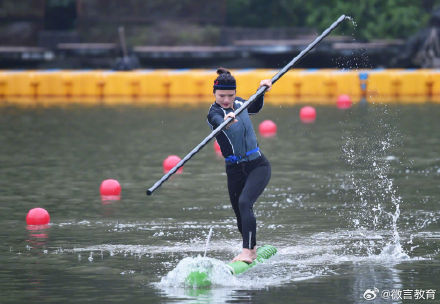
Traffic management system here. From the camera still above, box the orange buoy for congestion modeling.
[163,155,183,173]
[213,140,222,156]
[259,120,277,137]
[337,94,352,109]
[100,179,121,196]
[299,106,316,123]
[26,208,50,225]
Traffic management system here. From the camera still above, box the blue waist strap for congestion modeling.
[225,147,260,163]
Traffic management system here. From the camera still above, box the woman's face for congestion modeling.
[214,90,236,109]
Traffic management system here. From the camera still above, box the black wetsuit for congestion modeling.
[207,95,271,249]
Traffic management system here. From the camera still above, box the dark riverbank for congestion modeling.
[0,37,403,69]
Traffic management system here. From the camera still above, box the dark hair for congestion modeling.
[216,67,231,76]
[213,67,236,92]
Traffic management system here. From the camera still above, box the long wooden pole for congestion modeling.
[147,15,347,196]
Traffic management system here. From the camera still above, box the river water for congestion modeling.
[0,102,439,303]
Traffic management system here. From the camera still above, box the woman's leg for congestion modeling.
[238,162,271,249]
[226,165,246,235]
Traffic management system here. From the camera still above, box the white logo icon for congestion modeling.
[363,288,379,301]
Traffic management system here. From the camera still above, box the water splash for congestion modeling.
[344,15,357,28]
[204,227,213,257]
[158,256,234,288]
[341,106,408,259]
[332,16,373,70]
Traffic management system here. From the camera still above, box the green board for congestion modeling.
[225,244,277,275]
[185,245,277,287]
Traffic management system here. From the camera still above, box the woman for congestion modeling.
[207,68,272,263]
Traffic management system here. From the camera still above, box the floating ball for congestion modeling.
[100,179,121,196]
[259,120,277,137]
[337,94,352,109]
[299,106,316,123]
[163,155,183,173]
[213,140,221,155]
[26,208,50,225]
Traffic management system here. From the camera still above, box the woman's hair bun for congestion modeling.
[216,67,231,75]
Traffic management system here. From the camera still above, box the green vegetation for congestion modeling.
[226,0,440,40]
[1,0,440,44]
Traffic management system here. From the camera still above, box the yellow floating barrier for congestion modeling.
[0,69,439,106]
[428,70,440,102]
[166,69,214,105]
[2,71,36,97]
[33,70,66,98]
[140,69,171,99]
[0,71,8,100]
[330,70,362,98]
[234,69,260,97]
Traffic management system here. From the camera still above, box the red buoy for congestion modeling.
[337,94,352,109]
[213,140,222,156]
[259,120,277,137]
[163,155,183,173]
[299,106,316,123]
[100,179,121,196]
[26,208,50,225]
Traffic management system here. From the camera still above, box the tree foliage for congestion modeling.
[226,0,440,40]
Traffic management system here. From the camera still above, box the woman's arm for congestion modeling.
[248,79,272,114]
[207,107,227,130]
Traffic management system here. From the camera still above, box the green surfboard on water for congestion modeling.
[185,245,277,287]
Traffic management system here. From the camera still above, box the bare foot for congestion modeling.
[232,248,257,263]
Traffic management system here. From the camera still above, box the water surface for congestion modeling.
[0,103,439,303]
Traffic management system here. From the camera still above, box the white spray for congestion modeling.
[203,227,213,257]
